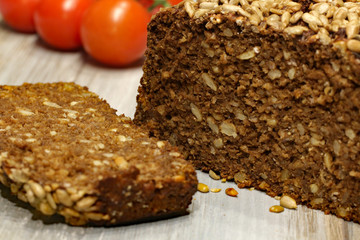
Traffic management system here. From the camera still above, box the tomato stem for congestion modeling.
[148,0,170,11]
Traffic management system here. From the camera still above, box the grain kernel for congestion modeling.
[56,189,73,207]
[43,101,62,108]
[190,103,202,121]
[184,1,195,17]
[46,193,57,210]
[284,26,308,35]
[290,11,303,24]
[213,138,224,148]
[220,121,237,138]
[336,207,348,218]
[61,207,80,218]
[280,195,297,209]
[288,68,296,80]
[114,156,129,169]
[76,196,97,211]
[156,141,165,148]
[202,73,217,91]
[39,201,56,215]
[207,117,219,134]
[238,49,255,60]
[194,9,209,18]
[310,184,319,193]
[266,119,277,127]
[269,205,284,213]
[28,181,46,199]
[197,183,209,193]
[345,129,356,140]
[169,152,181,157]
[85,212,106,221]
[347,39,360,53]
[311,198,324,205]
[225,188,238,197]
[234,172,246,183]
[17,108,35,116]
[210,188,221,193]
[268,69,282,80]
[209,170,220,180]
[173,175,185,182]
[223,28,234,37]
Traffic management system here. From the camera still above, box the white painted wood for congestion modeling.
[0,22,358,240]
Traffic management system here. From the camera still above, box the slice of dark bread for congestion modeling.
[0,82,197,226]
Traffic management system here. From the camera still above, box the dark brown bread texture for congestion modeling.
[0,82,197,226]
[135,0,360,222]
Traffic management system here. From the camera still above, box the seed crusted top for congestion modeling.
[182,0,360,52]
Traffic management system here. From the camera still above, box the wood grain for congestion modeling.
[0,21,358,240]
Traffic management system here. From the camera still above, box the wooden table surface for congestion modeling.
[0,21,359,240]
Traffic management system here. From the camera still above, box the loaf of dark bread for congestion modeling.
[0,82,197,226]
[135,0,360,222]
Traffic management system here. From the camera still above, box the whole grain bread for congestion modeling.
[135,0,360,223]
[0,82,197,226]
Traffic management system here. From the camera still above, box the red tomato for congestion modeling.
[137,0,153,8]
[0,0,41,33]
[81,0,151,66]
[167,0,182,5]
[34,0,95,50]
[150,5,162,15]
